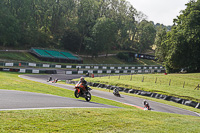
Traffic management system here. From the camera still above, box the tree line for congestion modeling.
[0,0,158,57]
[155,0,200,73]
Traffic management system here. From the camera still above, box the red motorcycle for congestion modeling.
[74,82,92,102]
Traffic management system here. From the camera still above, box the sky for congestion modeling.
[127,0,190,26]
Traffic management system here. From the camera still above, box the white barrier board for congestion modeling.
[5,63,13,66]
[32,70,39,73]
[66,66,72,68]
[98,70,102,73]
[78,71,83,74]
[43,64,50,67]
[29,63,36,67]
[55,65,61,68]
[19,69,26,73]
[66,71,72,74]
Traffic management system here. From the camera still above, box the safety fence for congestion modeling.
[65,69,165,75]
[0,61,165,74]
[0,67,164,75]
[0,61,164,70]
[0,68,57,74]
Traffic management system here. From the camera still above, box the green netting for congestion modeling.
[45,50,67,59]
[60,52,78,60]
[33,49,52,58]
[32,48,81,61]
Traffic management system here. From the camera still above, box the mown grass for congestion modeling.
[0,52,40,62]
[137,58,161,65]
[1,108,200,133]
[1,71,200,132]
[83,56,160,65]
[82,73,200,103]
[83,56,127,64]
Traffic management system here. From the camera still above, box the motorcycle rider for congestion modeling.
[113,88,120,96]
[143,100,150,110]
[47,76,52,82]
[79,77,88,92]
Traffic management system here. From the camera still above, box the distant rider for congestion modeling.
[143,100,150,110]
[48,76,52,82]
[113,88,120,96]
[79,77,88,92]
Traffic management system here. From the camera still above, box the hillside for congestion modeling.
[0,51,161,65]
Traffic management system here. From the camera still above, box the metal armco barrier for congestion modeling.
[0,61,165,74]
[0,68,57,74]
[65,69,165,75]
[0,61,165,71]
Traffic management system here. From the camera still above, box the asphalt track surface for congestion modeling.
[0,89,118,111]
[0,74,119,111]
[1,73,199,117]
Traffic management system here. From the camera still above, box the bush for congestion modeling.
[117,52,136,62]
[60,29,81,52]
[117,52,130,61]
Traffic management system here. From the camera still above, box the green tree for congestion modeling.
[0,0,155,56]
[84,37,97,57]
[136,20,156,52]
[155,28,168,62]
[92,17,118,56]
[0,1,21,46]
[156,0,200,72]
[61,29,81,52]
[77,0,99,52]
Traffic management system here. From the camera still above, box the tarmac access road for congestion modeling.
[17,74,200,117]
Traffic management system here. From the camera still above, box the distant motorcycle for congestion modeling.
[113,88,121,97]
[47,76,53,82]
[143,100,151,110]
[113,92,121,97]
[144,105,151,110]
[47,78,58,83]
[74,82,92,102]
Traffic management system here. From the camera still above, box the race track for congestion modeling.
[0,89,118,111]
[18,74,200,117]
[0,73,199,117]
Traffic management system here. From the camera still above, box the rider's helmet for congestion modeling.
[80,77,84,82]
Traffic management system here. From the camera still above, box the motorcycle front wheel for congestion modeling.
[85,92,91,102]
[74,90,80,98]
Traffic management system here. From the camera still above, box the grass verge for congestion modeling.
[0,52,39,62]
[82,73,200,103]
[1,108,200,133]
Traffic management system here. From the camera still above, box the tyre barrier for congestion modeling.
[65,80,200,109]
